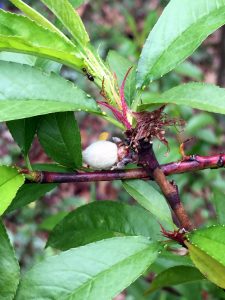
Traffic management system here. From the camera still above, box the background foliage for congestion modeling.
[0,0,225,299]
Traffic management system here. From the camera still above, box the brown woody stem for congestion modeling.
[21,153,225,184]
[21,152,225,230]
[137,141,193,230]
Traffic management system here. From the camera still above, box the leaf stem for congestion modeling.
[24,154,33,171]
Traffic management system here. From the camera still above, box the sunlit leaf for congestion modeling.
[0,61,100,122]
[41,0,89,45]
[0,9,82,69]
[186,225,225,289]
[137,0,225,87]
[16,237,161,300]
[123,180,174,227]
[140,83,225,114]
[0,166,25,215]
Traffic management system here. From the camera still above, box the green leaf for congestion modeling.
[0,166,25,215]
[107,50,136,106]
[16,237,161,300]
[47,201,161,250]
[5,183,56,214]
[152,250,193,273]
[145,266,204,294]
[69,0,84,8]
[7,117,38,155]
[0,51,36,65]
[186,242,225,289]
[0,9,83,69]
[0,61,100,122]
[0,52,61,74]
[212,190,225,224]
[38,112,82,168]
[137,0,225,87]
[122,180,174,227]
[9,0,68,39]
[39,212,69,231]
[41,0,89,45]
[5,53,61,157]
[186,225,225,289]
[186,113,215,135]
[140,83,225,114]
[175,61,203,81]
[34,57,62,74]
[187,225,225,267]
[32,163,73,172]
[196,128,218,145]
[142,10,158,41]
[0,220,20,300]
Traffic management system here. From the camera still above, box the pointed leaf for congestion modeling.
[122,180,174,227]
[69,0,84,8]
[32,163,73,172]
[34,57,62,74]
[145,266,204,294]
[140,83,225,114]
[187,225,225,266]
[47,201,161,250]
[137,0,225,87]
[38,112,82,168]
[16,237,161,300]
[41,0,89,45]
[7,117,39,155]
[0,9,82,69]
[0,35,82,70]
[0,61,100,122]
[10,0,69,39]
[175,61,203,81]
[0,166,25,215]
[107,51,136,106]
[5,183,56,213]
[185,242,225,289]
[0,52,61,74]
[186,225,225,289]
[0,220,20,300]
[5,52,61,156]
[0,51,36,65]
[39,212,69,231]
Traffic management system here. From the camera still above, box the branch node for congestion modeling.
[217,155,225,168]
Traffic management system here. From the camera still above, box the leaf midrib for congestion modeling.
[145,5,225,80]
[56,115,76,166]
[0,172,19,188]
[66,241,157,300]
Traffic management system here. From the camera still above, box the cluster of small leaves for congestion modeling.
[0,0,225,299]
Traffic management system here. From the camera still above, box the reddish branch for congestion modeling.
[21,152,224,231]
[137,141,193,230]
[22,153,225,183]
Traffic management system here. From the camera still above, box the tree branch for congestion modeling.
[137,142,193,230]
[21,153,225,183]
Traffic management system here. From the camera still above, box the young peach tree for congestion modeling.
[0,0,225,298]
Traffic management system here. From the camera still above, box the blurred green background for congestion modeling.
[1,0,225,299]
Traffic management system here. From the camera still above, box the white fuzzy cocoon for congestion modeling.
[82,141,118,169]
